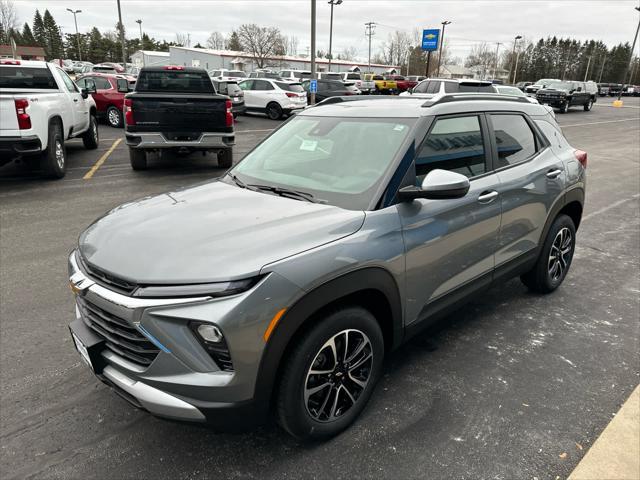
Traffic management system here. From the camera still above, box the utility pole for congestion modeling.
[618,6,640,101]
[116,0,127,66]
[583,55,592,81]
[509,35,522,84]
[66,9,82,61]
[365,22,376,73]
[407,47,411,76]
[310,0,316,105]
[598,56,607,83]
[136,19,143,41]
[436,20,451,77]
[492,42,502,80]
[327,0,342,71]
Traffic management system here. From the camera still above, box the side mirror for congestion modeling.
[117,83,129,93]
[399,169,470,201]
[84,79,97,94]
[81,88,89,99]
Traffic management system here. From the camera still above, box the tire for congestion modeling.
[40,121,66,179]
[217,148,233,169]
[584,98,593,111]
[521,214,576,294]
[560,100,570,113]
[82,115,99,150]
[266,102,283,120]
[276,306,384,441]
[129,147,148,170]
[106,106,123,128]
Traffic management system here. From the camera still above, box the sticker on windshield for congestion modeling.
[299,139,318,151]
[393,124,406,132]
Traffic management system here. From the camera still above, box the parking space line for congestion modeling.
[562,118,640,128]
[583,194,640,222]
[83,139,122,180]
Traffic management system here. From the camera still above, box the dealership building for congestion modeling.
[163,46,399,74]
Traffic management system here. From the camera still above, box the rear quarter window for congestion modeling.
[0,66,57,89]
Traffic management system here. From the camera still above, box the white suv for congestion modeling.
[0,59,98,178]
[400,78,496,99]
[209,69,247,80]
[237,78,307,120]
[278,69,312,81]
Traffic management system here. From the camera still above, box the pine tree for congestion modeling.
[226,31,241,51]
[0,22,5,44]
[22,23,36,45]
[42,10,63,60]
[33,10,46,47]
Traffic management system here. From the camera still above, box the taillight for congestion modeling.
[124,98,135,125]
[574,149,587,168]
[1,59,20,65]
[285,92,297,98]
[163,65,184,70]
[225,99,233,127]
[14,99,31,129]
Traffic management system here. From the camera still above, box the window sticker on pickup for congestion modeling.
[299,139,318,151]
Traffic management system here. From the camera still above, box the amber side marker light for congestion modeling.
[264,308,287,342]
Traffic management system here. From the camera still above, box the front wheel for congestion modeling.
[276,307,384,440]
[266,102,283,120]
[82,115,99,150]
[521,214,576,293]
[129,147,148,170]
[584,99,593,111]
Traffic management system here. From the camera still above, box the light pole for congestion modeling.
[66,8,82,61]
[509,35,522,84]
[136,19,143,42]
[327,0,342,71]
[617,6,640,102]
[116,0,127,66]
[365,22,376,73]
[436,20,451,77]
[492,42,502,80]
[310,0,316,105]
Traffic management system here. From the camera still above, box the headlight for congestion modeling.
[132,277,261,298]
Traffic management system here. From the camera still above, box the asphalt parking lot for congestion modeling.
[1,98,639,479]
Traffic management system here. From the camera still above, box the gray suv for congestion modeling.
[68,94,586,440]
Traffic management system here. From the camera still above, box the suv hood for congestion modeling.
[79,181,365,284]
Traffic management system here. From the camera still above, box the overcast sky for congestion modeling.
[13,0,640,61]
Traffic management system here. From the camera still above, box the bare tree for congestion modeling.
[465,42,494,78]
[175,32,190,47]
[206,31,225,50]
[0,0,18,36]
[380,30,411,68]
[237,23,283,68]
[339,45,359,61]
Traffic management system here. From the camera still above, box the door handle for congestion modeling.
[73,98,79,102]
[546,168,563,179]
[478,190,499,203]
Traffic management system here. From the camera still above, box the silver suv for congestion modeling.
[68,94,586,440]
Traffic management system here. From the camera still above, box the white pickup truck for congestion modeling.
[0,59,99,178]
[339,72,375,94]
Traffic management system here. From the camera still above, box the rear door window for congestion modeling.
[413,80,429,93]
[416,115,488,181]
[489,114,538,167]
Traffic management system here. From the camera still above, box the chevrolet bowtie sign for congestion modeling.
[422,29,440,51]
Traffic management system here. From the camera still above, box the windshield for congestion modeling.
[230,116,415,210]
[346,73,360,80]
[545,82,572,90]
[497,86,524,96]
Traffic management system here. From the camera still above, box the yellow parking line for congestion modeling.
[83,138,122,180]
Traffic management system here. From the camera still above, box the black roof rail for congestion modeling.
[422,93,532,107]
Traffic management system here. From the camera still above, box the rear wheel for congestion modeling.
[521,214,576,293]
[266,102,283,120]
[82,115,99,150]
[217,148,233,168]
[129,147,148,170]
[277,306,384,440]
[41,122,66,179]
[584,98,593,111]
[106,106,123,128]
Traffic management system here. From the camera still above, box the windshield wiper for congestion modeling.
[249,184,325,204]
[228,173,255,191]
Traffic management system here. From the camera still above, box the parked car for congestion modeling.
[536,80,596,113]
[279,69,312,80]
[495,85,538,103]
[343,82,361,95]
[248,71,281,79]
[607,83,623,97]
[209,69,246,80]
[400,78,496,98]
[525,78,561,96]
[364,74,397,94]
[515,81,533,91]
[386,75,417,92]
[301,78,355,102]
[68,93,586,440]
[124,65,234,170]
[0,59,98,177]
[317,72,344,81]
[92,63,126,74]
[597,83,610,96]
[406,75,426,83]
[76,73,136,128]
[212,79,246,117]
[237,78,307,120]
[339,71,375,94]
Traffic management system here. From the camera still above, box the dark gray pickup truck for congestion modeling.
[124,66,234,170]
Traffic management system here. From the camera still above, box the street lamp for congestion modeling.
[327,0,343,71]
[66,8,82,61]
[510,35,522,84]
[616,6,640,103]
[136,19,143,41]
[436,20,451,77]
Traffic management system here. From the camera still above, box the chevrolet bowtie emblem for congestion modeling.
[69,273,94,295]
[425,34,436,39]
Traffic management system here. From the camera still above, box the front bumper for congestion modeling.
[67,251,302,427]
[0,135,42,161]
[125,132,235,149]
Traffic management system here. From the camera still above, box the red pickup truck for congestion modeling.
[385,75,419,93]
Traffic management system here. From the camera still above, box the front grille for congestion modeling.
[78,297,160,368]
[78,254,137,295]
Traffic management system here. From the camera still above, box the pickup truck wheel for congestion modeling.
[584,99,593,111]
[41,122,66,179]
[276,306,384,441]
[129,148,148,170]
[82,115,99,150]
[560,100,570,113]
[217,148,233,168]
[106,106,123,128]
[521,214,576,293]
[266,102,283,120]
